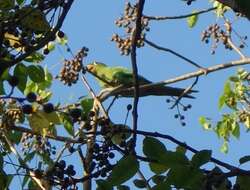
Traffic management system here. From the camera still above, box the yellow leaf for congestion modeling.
[28,110,58,136]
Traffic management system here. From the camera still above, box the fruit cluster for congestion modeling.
[45,160,78,189]
[58,47,88,86]
[201,22,247,54]
[21,133,56,156]
[111,2,149,55]
[90,142,114,178]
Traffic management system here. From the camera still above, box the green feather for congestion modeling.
[86,61,197,98]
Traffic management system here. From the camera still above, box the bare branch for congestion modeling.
[144,39,206,70]
[144,7,216,20]
[130,0,146,148]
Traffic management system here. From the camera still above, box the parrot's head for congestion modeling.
[86,61,107,73]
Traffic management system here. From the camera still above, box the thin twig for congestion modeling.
[144,7,216,20]
[81,75,108,119]
[227,37,246,59]
[144,39,206,70]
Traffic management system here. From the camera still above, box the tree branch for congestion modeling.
[130,0,145,148]
[144,7,216,20]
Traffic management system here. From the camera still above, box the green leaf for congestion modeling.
[218,94,226,109]
[229,76,239,82]
[24,81,38,95]
[25,52,45,63]
[143,137,167,159]
[27,65,45,83]
[0,81,5,95]
[24,151,36,163]
[16,0,25,5]
[19,6,50,32]
[81,98,94,117]
[0,170,8,189]
[149,162,169,174]
[236,176,250,190]
[47,42,55,51]
[0,0,14,10]
[6,175,13,189]
[191,150,211,168]
[117,185,130,190]
[56,33,68,45]
[133,179,147,188]
[239,155,250,165]
[176,145,186,155]
[159,151,189,169]
[151,175,165,185]
[60,113,74,136]
[220,141,228,153]
[187,11,198,28]
[152,182,171,190]
[22,175,30,188]
[28,110,57,137]
[199,116,211,130]
[108,155,139,186]
[167,166,203,189]
[96,180,113,190]
[6,130,22,145]
[224,81,232,95]
[14,63,28,92]
[232,121,240,139]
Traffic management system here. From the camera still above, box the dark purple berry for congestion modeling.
[26,92,37,103]
[43,48,49,55]
[43,103,54,113]
[69,108,82,119]
[57,30,65,38]
[22,104,33,114]
[127,104,132,111]
[108,152,115,159]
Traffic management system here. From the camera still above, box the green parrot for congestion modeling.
[216,0,250,20]
[86,61,197,98]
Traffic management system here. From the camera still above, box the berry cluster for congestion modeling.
[21,133,56,156]
[58,47,88,86]
[90,142,114,178]
[1,99,24,126]
[111,2,149,55]
[201,22,247,54]
[166,99,192,126]
[46,160,77,189]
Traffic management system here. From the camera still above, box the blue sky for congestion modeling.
[9,0,250,188]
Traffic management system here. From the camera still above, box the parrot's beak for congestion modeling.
[86,64,94,72]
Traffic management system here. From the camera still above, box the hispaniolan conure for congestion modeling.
[216,0,250,20]
[86,61,197,98]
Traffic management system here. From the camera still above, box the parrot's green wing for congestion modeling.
[86,61,197,98]
[86,62,150,88]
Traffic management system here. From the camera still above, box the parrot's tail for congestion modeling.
[113,85,198,98]
[158,86,198,99]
